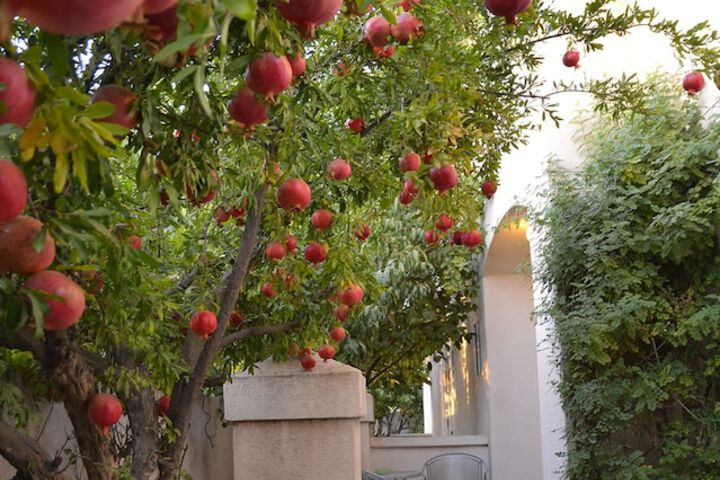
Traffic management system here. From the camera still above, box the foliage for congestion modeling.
[537,81,720,479]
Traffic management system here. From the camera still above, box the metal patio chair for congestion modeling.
[362,471,387,480]
[422,453,488,480]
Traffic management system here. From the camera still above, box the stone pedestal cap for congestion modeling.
[224,356,367,422]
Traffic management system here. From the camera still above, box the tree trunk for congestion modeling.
[126,387,160,479]
[0,420,68,479]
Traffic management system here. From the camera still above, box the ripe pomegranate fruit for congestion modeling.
[398,0,420,11]
[301,353,317,370]
[245,53,293,99]
[275,0,342,38]
[318,344,336,361]
[452,230,465,246]
[190,310,217,340]
[683,72,705,95]
[424,229,440,245]
[399,152,421,172]
[341,284,363,306]
[277,178,312,211]
[334,61,349,77]
[266,241,286,261]
[17,0,143,35]
[0,59,36,128]
[330,326,346,342]
[435,214,453,232]
[373,45,396,59]
[398,190,414,205]
[143,0,177,14]
[390,13,423,45]
[91,86,138,129]
[403,179,419,195]
[304,242,327,264]
[128,235,142,250]
[25,271,86,330]
[462,230,483,248]
[289,54,307,77]
[229,206,245,219]
[429,164,458,193]
[155,395,171,417]
[346,118,365,134]
[145,5,180,46]
[261,282,276,298]
[230,310,245,327]
[0,216,56,275]
[88,393,123,435]
[0,159,27,222]
[481,180,497,199]
[484,0,532,24]
[215,208,230,225]
[562,50,580,68]
[354,224,371,241]
[364,15,391,48]
[186,170,220,205]
[334,304,350,321]
[228,88,269,130]
[328,158,352,180]
[285,234,298,253]
[311,209,334,230]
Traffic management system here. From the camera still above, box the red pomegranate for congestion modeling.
[424,229,440,245]
[429,164,458,193]
[390,13,423,45]
[341,284,363,306]
[230,310,245,327]
[17,0,143,35]
[334,61,349,77]
[435,214,453,232]
[245,53,293,99]
[0,216,56,275]
[563,50,580,68]
[354,224,371,241]
[277,178,312,211]
[318,344,336,361]
[398,190,414,205]
[0,59,36,128]
[143,0,177,14]
[25,271,86,330]
[275,0,342,38]
[229,206,245,219]
[373,45,396,59]
[228,88,269,129]
[398,0,420,11]
[155,395,171,417]
[261,282,276,298]
[345,118,365,134]
[145,4,179,45]
[334,304,350,321]
[364,15,391,48]
[452,230,465,246]
[328,158,352,180]
[399,152,421,172]
[190,310,217,340]
[311,209,334,230]
[88,393,123,435]
[301,353,317,370]
[0,159,28,222]
[423,147,434,164]
[289,54,307,77]
[683,72,705,95]
[481,180,497,199]
[128,235,142,250]
[304,242,328,264]
[186,170,220,205]
[91,85,138,129]
[215,208,230,225]
[285,234,298,253]
[330,326,346,342]
[484,0,532,24]
[462,230,483,248]
[266,241,286,261]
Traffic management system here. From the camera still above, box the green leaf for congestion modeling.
[39,32,69,78]
[83,101,116,120]
[153,33,213,62]
[54,154,69,193]
[223,0,257,21]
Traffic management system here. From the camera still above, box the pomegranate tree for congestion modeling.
[0,159,28,222]
[88,393,123,435]
[0,59,36,128]
[24,271,86,330]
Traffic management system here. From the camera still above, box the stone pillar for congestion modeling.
[224,356,367,480]
[360,393,375,470]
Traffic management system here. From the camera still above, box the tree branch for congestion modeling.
[220,321,298,349]
[0,419,68,480]
[0,330,47,366]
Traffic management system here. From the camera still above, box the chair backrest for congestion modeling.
[422,453,488,480]
[362,471,386,480]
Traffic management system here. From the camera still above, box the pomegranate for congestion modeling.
[289,53,307,77]
[277,178,312,211]
[399,152,421,172]
[0,59,36,128]
[354,224,371,241]
[230,310,245,327]
[189,310,217,340]
[390,13,423,45]
[128,235,142,250]
[481,180,497,199]
[330,326,346,342]
[160,190,170,206]
[484,0,532,24]
[452,230,465,246]
[423,148,433,164]
[155,395,171,417]
[429,164,458,193]
[88,393,123,435]
[229,206,245,219]
[563,50,580,68]
[341,284,363,306]
[215,208,230,225]
[424,229,440,245]
[261,282,276,298]
[398,0,419,11]
[328,158,352,180]
[311,209,334,230]
[245,53,293,99]
[364,15,391,48]
[334,304,350,321]
[17,0,143,35]
[91,85,138,129]
[345,0,371,16]
[186,170,220,205]
[0,216,56,275]
[266,241,286,261]
[301,353,317,370]
[228,88,269,129]
[285,234,298,253]
[435,214,453,232]
[25,271,86,331]
[683,72,705,95]
[0,159,27,222]
[373,45,396,58]
[334,61,349,77]
[462,230,483,248]
[403,179,419,195]
[398,190,414,205]
[143,0,177,14]
[346,118,365,134]
[145,5,180,46]
[304,242,327,264]
[318,344,336,361]
[275,0,342,38]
